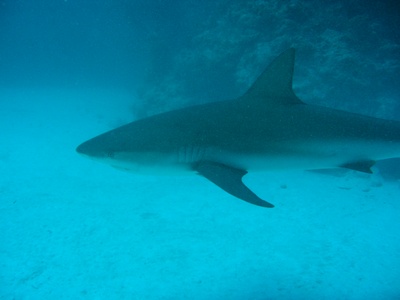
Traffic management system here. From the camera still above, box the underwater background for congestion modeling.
[1,0,400,299]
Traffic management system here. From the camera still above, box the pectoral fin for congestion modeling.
[194,161,274,208]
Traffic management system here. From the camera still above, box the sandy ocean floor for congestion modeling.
[1,89,400,299]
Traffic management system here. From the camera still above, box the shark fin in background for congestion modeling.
[340,160,375,174]
[194,161,274,208]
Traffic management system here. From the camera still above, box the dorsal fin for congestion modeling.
[241,48,303,105]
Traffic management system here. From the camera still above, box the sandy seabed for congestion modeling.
[1,89,399,300]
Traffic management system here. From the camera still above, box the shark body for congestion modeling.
[77,49,400,207]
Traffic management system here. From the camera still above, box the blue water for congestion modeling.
[1,1,400,299]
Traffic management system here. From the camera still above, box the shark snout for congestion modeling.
[76,140,104,158]
[76,141,92,156]
[76,137,117,160]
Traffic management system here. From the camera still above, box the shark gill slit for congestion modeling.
[177,145,206,164]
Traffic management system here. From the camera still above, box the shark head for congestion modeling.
[76,117,194,174]
[76,133,113,159]
[76,127,133,170]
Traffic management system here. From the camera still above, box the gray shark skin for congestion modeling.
[77,49,400,208]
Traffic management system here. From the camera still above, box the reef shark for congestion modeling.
[76,49,400,208]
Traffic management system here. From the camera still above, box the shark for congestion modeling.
[76,48,400,208]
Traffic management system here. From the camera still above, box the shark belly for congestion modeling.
[91,137,400,176]
[212,138,400,172]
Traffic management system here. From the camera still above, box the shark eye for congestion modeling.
[106,151,114,158]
